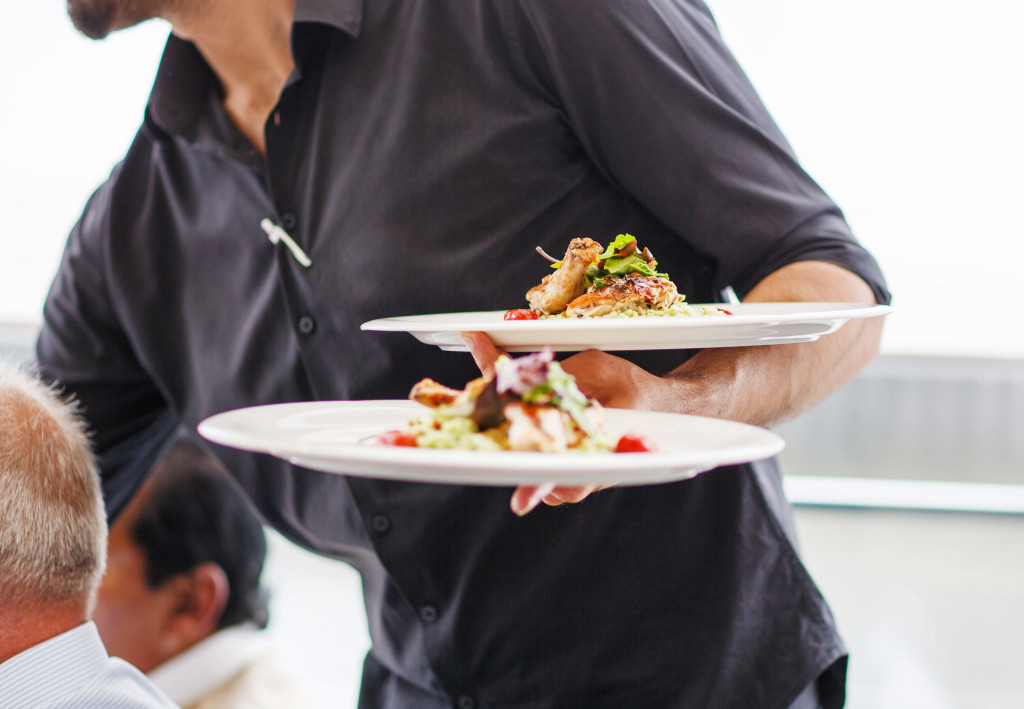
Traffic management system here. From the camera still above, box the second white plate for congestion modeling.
[360,302,891,352]
[198,400,785,487]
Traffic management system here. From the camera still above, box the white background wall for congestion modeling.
[3,2,1024,357]
[0,6,164,323]
[710,0,1024,358]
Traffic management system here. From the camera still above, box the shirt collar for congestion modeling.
[147,624,271,706]
[0,622,108,707]
[294,0,364,32]
[146,0,364,138]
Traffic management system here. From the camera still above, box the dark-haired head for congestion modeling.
[131,437,269,630]
[93,434,271,673]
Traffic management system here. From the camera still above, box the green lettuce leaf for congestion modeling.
[584,234,668,288]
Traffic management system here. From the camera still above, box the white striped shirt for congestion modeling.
[0,621,178,708]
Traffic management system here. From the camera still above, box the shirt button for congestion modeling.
[297,315,316,335]
[371,513,391,533]
[419,605,438,623]
[456,696,475,709]
[281,211,298,230]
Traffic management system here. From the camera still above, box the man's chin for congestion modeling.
[68,0,116,39]
[67,0,149,40]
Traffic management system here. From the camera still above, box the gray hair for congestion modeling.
[0,363,107,613]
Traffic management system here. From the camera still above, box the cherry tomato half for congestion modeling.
[614,433,657,453]
[377,430,418,447]
[504,309,539,320]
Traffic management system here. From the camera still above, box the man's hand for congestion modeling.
[463,260,885,516]
[462,331,616,515]
[460,331,704,515]
[462,331,669,410]
[507,482,606,517]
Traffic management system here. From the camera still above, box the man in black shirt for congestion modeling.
[44,0,890,707]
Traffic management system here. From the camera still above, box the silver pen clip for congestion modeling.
[260,218,312,268]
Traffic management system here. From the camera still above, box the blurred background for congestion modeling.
[1,1,1021,707]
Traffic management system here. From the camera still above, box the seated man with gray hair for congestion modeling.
[0,363,176,708]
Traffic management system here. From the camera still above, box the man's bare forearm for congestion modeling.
[657,261,884,427]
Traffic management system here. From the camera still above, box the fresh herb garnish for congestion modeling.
[584,234,668,289]
[494,350,598,434]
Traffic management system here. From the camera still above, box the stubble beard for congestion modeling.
[67,0,169,40]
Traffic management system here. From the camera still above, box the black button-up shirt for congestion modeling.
[38,1,889,707]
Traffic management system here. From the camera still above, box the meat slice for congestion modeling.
[410,376,492,418]
[504,401,570,452]
[526,238,604,315]
[565,274,679,318]
[409,378,464,407]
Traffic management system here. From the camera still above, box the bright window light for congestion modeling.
[2,2,1022,359]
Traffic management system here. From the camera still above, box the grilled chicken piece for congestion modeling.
[526,238,604,315]
[409,378,463,407]
[504,401,570,452]
[410,376,493,418]
[565,274,679,318]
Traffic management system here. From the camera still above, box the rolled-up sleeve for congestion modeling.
[505,0,890,303]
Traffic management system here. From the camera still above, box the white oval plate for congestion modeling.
[198,400,784,486]
[360,302,891,352]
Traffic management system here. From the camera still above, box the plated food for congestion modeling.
[361,234,892,353]
[375,349,655,453]
[509,234,730,320]
[198,399,786,486]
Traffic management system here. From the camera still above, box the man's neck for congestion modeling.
[170,0,298,154]
[0,603,87,664]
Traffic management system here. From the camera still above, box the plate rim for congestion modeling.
[360,302,891,352]
[360,302,892,332]
[198,400,785,486]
